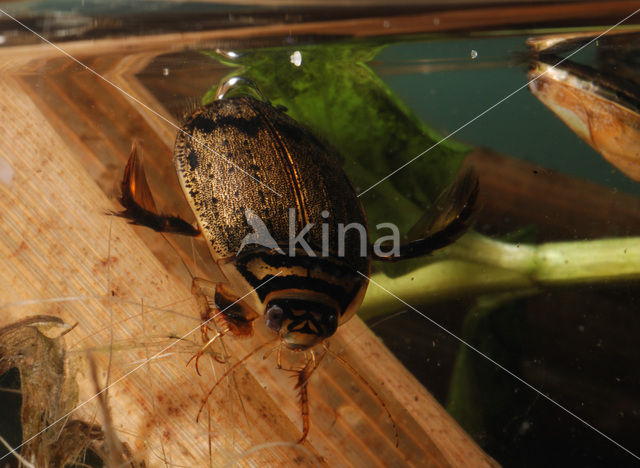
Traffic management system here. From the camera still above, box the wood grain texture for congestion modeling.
[0,35,496,467]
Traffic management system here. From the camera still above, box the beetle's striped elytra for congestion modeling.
[118,94,478,443]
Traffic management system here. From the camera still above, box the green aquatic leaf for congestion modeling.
[202,43,472,245]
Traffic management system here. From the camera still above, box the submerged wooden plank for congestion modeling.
[0,73,326,467]
[0,39,497,467]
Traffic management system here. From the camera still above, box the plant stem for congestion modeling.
[359,233,640,320]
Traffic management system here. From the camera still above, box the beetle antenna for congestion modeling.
[323,343,399,448]
[196,337,277,422]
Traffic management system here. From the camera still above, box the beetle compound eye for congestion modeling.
[323,312,338,337]
[265,304,285,332]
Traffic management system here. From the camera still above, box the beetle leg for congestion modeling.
[372,167,479,262]
[116,142,200,236]
[262,341,283,366]
[192,278,259,340]
[191,278,218,340]
[187,331,223,375]
[213,282,260,337]
[295,355,314,444]
[294,349,327,444]
[188,278,225,372]
[276,343,282,369]
[189,275,260,372]
[297,382,310,444]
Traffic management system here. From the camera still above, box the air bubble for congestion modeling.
[215,48,240,59]
[290,51,302,67]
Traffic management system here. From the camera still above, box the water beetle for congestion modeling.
[118,95,477,443]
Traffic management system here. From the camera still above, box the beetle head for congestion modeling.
[264,298,338,350]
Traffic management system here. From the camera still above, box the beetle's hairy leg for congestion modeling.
[189,278,252,442]
[297,378,310,444]
[187,331,223,376]
[309,350,316,369]
[294,355,313,444]
[191,277,217,332]
[262,341,282,367]
[293,349,327,444]
[276,343,283,369]
[189,278,228,373]
[190,278,262,372]
[373,167,479,262]
[212,283,260,338]
[115,141,200,236]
